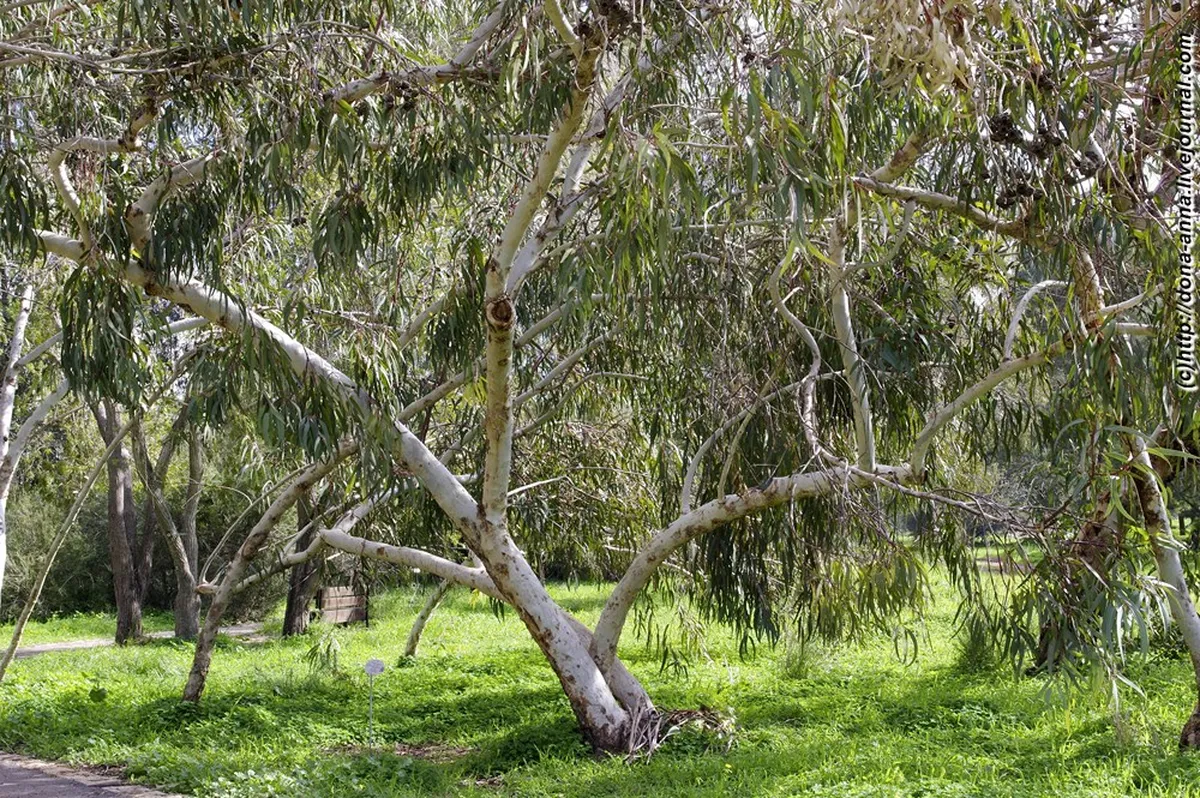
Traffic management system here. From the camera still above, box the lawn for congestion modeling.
[0,609,174,645]
[1,578,1199,797]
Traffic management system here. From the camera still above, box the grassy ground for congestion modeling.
[1,580,1199,797]
[0,610,174,645]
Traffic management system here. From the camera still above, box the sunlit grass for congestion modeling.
[1,578,1199,796]
[0,609,174,645]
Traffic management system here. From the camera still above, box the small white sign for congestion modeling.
[364,658,385,676]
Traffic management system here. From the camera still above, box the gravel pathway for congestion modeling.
[0,754,183,797]
[13,623,265,658]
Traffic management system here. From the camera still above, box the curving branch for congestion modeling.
[46,101,158,251]
[321,527,501,599]
[506,35,685,296]
[911,340,1068,479]
[1004,280,1067,360]
[18,316,208,370]
[592,461,914,669]
[126,152,221,255]
[543,0,582,58]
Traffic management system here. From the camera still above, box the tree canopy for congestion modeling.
[3,0,1200,751]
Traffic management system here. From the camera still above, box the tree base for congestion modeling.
[1181,705,1200,751]
[595,706,734,759]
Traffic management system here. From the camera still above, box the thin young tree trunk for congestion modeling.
[0,282,37,609]
[176,428,203,639]
[0,380,68,613]
[283,491,320,637]
[403,579,452,657]
[131,411,202,640]
[183,442,357,702]
[1128,436,1200,749]
[92,401,143,644]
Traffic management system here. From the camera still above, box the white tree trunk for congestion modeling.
[0,282,36,608]
[1128,438,1200,747]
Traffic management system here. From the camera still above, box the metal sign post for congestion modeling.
[364,658,385,747]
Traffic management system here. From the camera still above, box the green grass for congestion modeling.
[1,580,1199,797]
[0,609,174,645]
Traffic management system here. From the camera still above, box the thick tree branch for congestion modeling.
[592,461,913,668]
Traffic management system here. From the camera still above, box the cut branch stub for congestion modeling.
[485,295,515,331]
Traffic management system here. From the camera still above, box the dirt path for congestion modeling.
[13,623,266,659]
[0,753,183,796]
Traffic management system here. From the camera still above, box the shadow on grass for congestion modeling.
[7,628,1200,797]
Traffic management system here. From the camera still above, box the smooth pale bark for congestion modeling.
[322,522,655,714]
[475,32,632,748]
[0,380,68,609]
[177,428,203,639]
[593,463,911,670]
[680,381,804,514]
[828,218,875,471]
[850,175,1028,238]
[0,282,36,608]
[1003,280,1067,360]
[183,441,359,701]
[1128,435,1200,748]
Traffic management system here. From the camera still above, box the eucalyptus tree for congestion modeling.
[4,0,1199,751]
[0,266,68,611]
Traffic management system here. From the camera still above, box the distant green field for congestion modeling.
[2,578,1199,797]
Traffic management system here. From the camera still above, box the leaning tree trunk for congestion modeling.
[183,445,358,702]
[93,401,143,644]
[1128,436,1200,749]
[404,579,453,657]
[283,491,321,637]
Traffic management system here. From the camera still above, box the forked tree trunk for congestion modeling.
[283,492,320,636]
[471,525,632,750]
